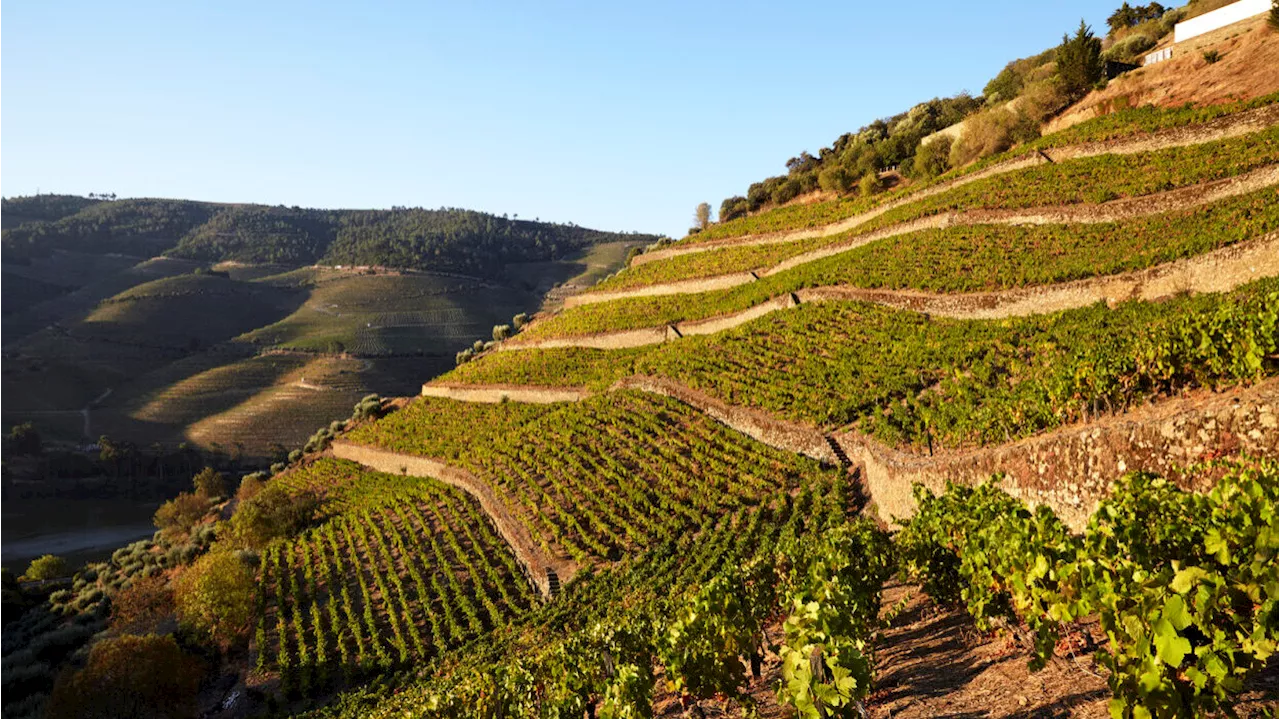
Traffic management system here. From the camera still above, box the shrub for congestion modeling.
[110,575,175,635]
[228,482,319,549]
[718,196,749,223]
[858,171,886,197]
[173,551,257,646]
[236,474,266,503]
[45,634,204,719]
[456,348,474,365]
[269,462,286,474]
[949,107,1040,167]
[153,492,210,537]
[6,422,42,456]
[191,467,226,500]
[817,165,856,194]
[1202,49,1221,63]
[24,555,70,581]
[50,589,73,605]
[472,339,485,353]
[911,136,953,179]
[1102,33,1155,61]
[512,313,529,330]
[287,449,303,464]
[492,324,512,341]
[770,178,804,205]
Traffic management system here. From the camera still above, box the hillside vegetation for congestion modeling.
[4,7,1277,719]
[2,199,659,278]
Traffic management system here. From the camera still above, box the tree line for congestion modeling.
[0,199,660,279]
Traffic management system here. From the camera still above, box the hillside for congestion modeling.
[0,194,656,460]
[3,7,1277,719]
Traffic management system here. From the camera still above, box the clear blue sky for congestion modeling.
[3,1,1122,238]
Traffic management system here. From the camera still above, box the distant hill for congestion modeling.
[1,197,661,278]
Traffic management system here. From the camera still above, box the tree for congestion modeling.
[173,550,257,646]
[693,202,711,230]
[154,492,210,537]
[227,481,318,549]
[23,554,70,581]
[1057,20,1103,100]
[718,196,749,223]
[911,136,953,179]
[45,634,205,719]
[192,467,226,499]
[6,422,42,456]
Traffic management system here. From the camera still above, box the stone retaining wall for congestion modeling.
[572,166,1277,307]
[330,440,578,597]
[835,379,1280,531]
[613,376,837,464]
[421,383,591,403]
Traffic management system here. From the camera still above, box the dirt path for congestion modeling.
[328,440,577,598]
[505,233,1278,351]
[568,165,1278,308]
[631,105,1278,269]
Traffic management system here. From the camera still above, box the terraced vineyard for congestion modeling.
[342,396,553,461]
[260,459,538,692]
[456,391,838,563]
[684,96,1277,244]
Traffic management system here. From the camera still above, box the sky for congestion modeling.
[2,1,1124,238]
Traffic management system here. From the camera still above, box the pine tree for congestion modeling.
[1057,20,1103,100]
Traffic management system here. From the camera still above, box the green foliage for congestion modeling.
[659,563,774,706]
[0,194,102,227]
[1202,49,1221,64]
[689,113,1277,243]
[343,396,552,460]
[1057,20,1104,100]
[227,480,320,549]
[898,460,1279,718]
[174,549,258,646]
[192,467,227,499]
[777,521,895,718]
[1107,2,1167,33]
[23,555,70,581]
[2,199,658,276]
[565,186,1276,324]
[719,195,750,223]
[909,136,952,179]
[153,492,211,537]
[5,422,42,456]
[857,171,886,197]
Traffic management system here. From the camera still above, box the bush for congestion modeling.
[1202,49,1221,63]
[949,107,1040,167]
[718,196,749,222]
[49,589,73,605]
[1102,33,1155,61]
[512,313,529,330]
[770,178,804,205]
[110,574,175,635]
[153,492,210,537]
[471,339,485,353]
[817,165,856,194]
[228,482,319,549]
[287,449,303,464]
[911,136,953,179]
[45,634,205,719]
[456,348,474,365]
[173,551,257,646]
[858,171,886,197]
[492,324,512,341]
[23,555,70,581]
[191,467,226,500]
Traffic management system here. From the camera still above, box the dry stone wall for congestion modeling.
[330,439,578,597]
[836,379,1280,531]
